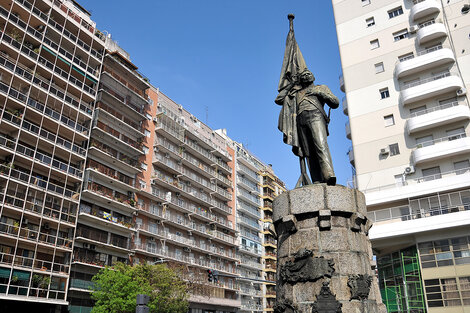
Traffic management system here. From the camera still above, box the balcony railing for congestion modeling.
[238,201,260,217]
[402,72,452,90]
[0,38,94,113]
[410,101,459,118]
[0,134,83,178]
[414,132,466,149]
[364,167,470,193]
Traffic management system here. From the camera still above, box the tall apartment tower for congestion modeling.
[68,37,151,312]
[145,92,240,313]
[260,168,285,312]
[0,0,105,311]
[332,0,470,312]
[231,142,265,312]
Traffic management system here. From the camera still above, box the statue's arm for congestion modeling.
[313,85,339,109]
[275,82,295,105]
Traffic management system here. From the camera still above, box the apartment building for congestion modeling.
[0,0,105,311]
[68,36,151,312]
[259,168,285,312]
[332,0,470,312]
[139,92,240,313]
[230,141,264,312]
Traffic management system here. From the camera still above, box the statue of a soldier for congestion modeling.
[275,14,339,187]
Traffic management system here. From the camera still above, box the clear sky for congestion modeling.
[79,0,352,189]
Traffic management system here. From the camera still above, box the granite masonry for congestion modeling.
[272,184,387,313]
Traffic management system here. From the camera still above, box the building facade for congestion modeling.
[332,0,470,312]
[0,0,105,311]
[0,1,287,312]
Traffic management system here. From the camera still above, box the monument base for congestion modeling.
[273,184,387,313]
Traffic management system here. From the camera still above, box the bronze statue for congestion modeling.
[275,14,339,187]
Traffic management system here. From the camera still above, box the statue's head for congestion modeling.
[299,69,315,84]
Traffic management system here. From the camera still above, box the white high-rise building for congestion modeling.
[332,1,470,312]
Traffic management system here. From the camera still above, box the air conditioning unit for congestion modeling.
[175,192,181,197]
[405,166,415,175]
[408,25,419,33]
[90,244,96,250]
[380,147,390,155]
[183,247,191,252]
[83,243,90,249]
[156,220,161,224]
[149,237,155,242]
[457,88,467,96]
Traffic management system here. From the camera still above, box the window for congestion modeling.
[410,105,427,117]
[379,88,390,99]
[454,160,470,175]
[375,62,384,73]
[362,0,371,6]
[142,146,149,154]
[144,129,151,137]
[388,6,403,18]
[141,162,147,170]
[398,52,414,62]
[389,143,399,156]
[416,135,433,148]
[366,17,375,27]
[370,39,380,49]
[140,180,146,190]
[422,166,441,181]
[447,127,466,141]
[393,29,409,42]
[384,114,394,127]
[145,113,152,120]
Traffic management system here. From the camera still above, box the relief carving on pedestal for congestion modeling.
[280,249,335,284]
[311,282,342,313]
[347,274,372,301]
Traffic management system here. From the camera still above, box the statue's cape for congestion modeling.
[276,19,307,157]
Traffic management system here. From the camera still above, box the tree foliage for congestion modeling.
[90,262,189,313]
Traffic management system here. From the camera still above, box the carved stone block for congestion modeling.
[280,249,335,284]
[348,274,372,301]
[311,282,342,313]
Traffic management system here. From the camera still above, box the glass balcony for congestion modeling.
[395,46,455,78]
[400,73,463,105]
[339,74,345,92]
[411,0,440,21]
[345,121,351,140]
[342,97,348,115]
[412,133,470,165]
[406,102,470,134]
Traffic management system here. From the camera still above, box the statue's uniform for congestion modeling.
[296,85,336,183]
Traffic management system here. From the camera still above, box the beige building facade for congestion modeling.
[332,0,470,312]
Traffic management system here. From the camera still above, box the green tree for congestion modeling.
[90,262,189,313]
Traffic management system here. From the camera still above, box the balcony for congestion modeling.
[238,201,261,219]
[237,152,259,173]
[406,102,470,134]
[363,167,470,206]
[411,0,440,21]
[342,97,348,115]
[339,74,345,92]
[345,122,351,140]
[395,46,455,78]
[412,134,470,165]
[347,147,355,166]
[417,21,447,45]
[400,73,463,105]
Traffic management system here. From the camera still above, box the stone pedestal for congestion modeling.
[273,184,386,313]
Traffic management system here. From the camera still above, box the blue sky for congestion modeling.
[79,0,352,189]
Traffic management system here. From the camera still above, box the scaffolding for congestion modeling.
[379,249,426,313]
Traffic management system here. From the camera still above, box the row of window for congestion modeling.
[425,276,470,307]
[365,6,404,28]
[419,236,470,268]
